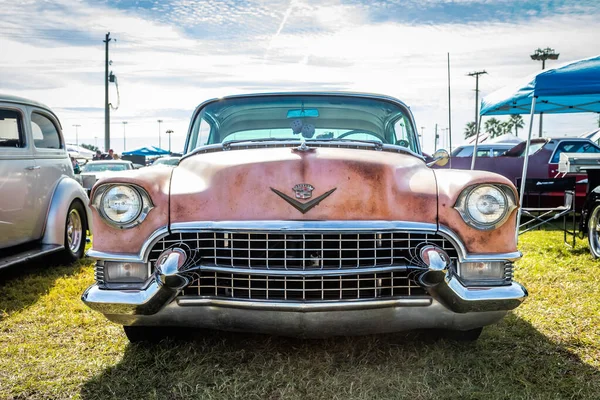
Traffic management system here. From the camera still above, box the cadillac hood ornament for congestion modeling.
[293,183,314,199]
[271,184,336,214]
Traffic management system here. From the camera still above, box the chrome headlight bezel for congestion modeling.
[454,184,517,230]
[92,184,154,229]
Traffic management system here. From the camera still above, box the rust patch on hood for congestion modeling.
[170,147,438,223]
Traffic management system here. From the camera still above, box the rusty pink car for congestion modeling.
[82,93,527,342]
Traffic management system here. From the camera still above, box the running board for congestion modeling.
[0,244,63,270]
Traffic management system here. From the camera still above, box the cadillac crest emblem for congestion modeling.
[293,183,314,199]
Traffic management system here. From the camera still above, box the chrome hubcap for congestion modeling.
[67,209,83,253]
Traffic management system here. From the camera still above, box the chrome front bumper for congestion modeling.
[82,252,527,336]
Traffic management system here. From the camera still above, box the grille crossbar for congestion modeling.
[181,269,427,301]
[150,231,457,271]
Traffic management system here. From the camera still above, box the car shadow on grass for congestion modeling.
[80,313,600,400]
[0,256,89,319]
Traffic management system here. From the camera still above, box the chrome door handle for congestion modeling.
[25,166,41,170]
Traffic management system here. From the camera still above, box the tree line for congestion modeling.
[464,115,525,139]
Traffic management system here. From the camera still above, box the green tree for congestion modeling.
[464,121,477,139]
[508,114,524,137]
[80,143,99,152]
[484,118,503,138]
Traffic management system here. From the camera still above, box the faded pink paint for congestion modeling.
[89,167,171,254]
[89,146,519,256]
[434,169,518,254]
[169,147,438,223]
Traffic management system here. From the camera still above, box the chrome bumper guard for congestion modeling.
[82,249,527,319]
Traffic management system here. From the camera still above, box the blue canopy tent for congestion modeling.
[478,55,600,241]
[122,146,170,156]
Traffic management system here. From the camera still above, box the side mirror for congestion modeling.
[427,149,449,167]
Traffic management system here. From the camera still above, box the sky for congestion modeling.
[1,0,599,154]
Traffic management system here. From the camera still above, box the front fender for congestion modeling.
[42,176,92,246]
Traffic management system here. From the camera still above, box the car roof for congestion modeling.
[87,160,132,164]
[0,93,52,111]
[196,91,411,111]
[457,143,514,148]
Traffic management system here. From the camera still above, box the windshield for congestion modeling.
[82,163,130,172]
[186,95,419,153]
[153,157,179,166]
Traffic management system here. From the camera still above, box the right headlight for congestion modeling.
[92,184,154,228]
[454,184,517,230]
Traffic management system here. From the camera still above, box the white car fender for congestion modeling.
[42,176,93,247]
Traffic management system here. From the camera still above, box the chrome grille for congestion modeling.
[180,269,427,301]
[149,231,458,271]
[94,262,105,285]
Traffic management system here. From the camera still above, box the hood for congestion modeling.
[170,147,437,223]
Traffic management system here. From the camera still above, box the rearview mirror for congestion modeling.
[427,149,449,167]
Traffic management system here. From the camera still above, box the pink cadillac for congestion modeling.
[82,93,527,342]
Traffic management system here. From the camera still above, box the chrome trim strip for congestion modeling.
[87,222,521,264]
[86,225,169,263]
[436,225,522,262]
[170,220,438,232]
[197,265,413,276]
[176,297,432,311]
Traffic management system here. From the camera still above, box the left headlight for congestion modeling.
[454,184,517,230]
[92,184,154,228]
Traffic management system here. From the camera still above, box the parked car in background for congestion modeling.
[451,143,515,158]
[150,156,180,167]
[82,92,527,343]
[0,94,91,268]
[439,137,600,209]
[79,160,134,193]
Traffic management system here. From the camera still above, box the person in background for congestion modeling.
[108,149,120,160]
[93,150,102,161]
[70,156,80,174]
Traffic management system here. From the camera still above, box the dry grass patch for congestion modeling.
[0,231,598,399]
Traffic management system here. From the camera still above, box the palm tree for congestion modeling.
[484,118,503,138]
[508,115,524,137]
[500,121,512,135]
[464,121,477,139]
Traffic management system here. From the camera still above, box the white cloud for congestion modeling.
[0,0,599,154]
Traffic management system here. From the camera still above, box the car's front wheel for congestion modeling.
[58,200,87,264]
[587,202,600,258]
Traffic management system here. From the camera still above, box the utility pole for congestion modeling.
[166,129,174,153]
[72,124,81,146]
[531,48,559,137]
[468,70,487,132]
[157,120,163,148]
[420,126,425,150]
[122,121,128,152]
[434,124,439,151]
[104,32,113,152]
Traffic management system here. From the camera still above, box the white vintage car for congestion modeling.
[0,94,91,268]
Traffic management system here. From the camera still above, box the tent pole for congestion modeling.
[470,117,483,170]
[515,97,538,244]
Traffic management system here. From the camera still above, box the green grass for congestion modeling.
[0,232,599,399]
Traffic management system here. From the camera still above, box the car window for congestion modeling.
[0,109,24,148]
[31,113,62,149]
[452,146,473,157]
[492,148,508,157]
[550,141,600,163]
[82,163,130,172]
[476,149,490,157]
